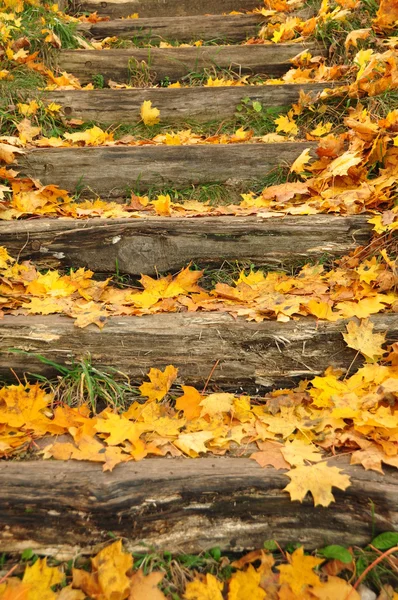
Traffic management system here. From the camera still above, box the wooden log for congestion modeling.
[73,0,269,19]
[0,457,397,558]
[1,313,397,388]
[46,83,329,125]
[0,215,371,275]
[78,14,263,43]
[18,143,316,198]
[59,43,324,84]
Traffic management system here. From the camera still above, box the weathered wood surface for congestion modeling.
[73,0,268,19]
[0,457,397,558]
[46,83,328,124]
[78,14,263,43]
[59,43,324,84]
[19,143,316,197]
[0,215,371,275]
[1,314,398,388]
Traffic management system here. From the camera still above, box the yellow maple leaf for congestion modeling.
[129,569,166,600]
[22,558,64,600]
[17,100,39,116]
[289,147,312,173]
[326,150,362,176]
[227,564,266,600]
[311,575,360,600]
[356,257,381,284]
[91,540,132,600]
[151,194,172,216]
[343,319,386,361]
[200,393,234,417]
[281,439,322,466]
[344,28,371,50]
[139,365,178,401]
[274,111,298,136]
[175,430,214,456]
[176,386,202,420]
[277,547,323,596]
[184,573,224,600]
[140,100,160,125]
[283,463,351,506]
[45,101,62,115]
[310,121,333,137]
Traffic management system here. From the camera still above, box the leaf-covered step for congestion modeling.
[0,215,371,276]
[78,14,263,44]
[1,314,397,388]
[18,143,316,198]
[46,83,328,125]
[1,457,396,557]
[59,43,324,84]
[71,0,264,19]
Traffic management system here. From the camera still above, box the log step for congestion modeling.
[78,14,264,44]
[72,0,266,19]
[0,215,372,276]
[1,313,397,388]
[18,143,316,198]
[1,457,397,558]
[46,83,328,125]
[59,43,324,84]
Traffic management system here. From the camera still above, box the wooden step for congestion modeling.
[72,0,265,19]
[1,456,397,557]
[2,313,397,388]
[78,14,263,43]
[46,83,328,125]
[1,215,371,276]
[19,143,316,198]
[59,43,323,84]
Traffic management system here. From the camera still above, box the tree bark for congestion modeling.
[19,142,316,198]
[46,83,329,124]
[0,215,371,275]
[1,313,397,388]
[59,43,324,84]
[0,457,396,559]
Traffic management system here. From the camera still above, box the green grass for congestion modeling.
[9,351,140,412]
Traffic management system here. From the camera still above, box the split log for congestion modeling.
[46,83,329,124]
[78,14,263,43]
[0,457,397,558]
[1,313,398,388]
[59,43,324,84]
[18,143,316,197]
[0,215,371,275]
[72,0,272,19]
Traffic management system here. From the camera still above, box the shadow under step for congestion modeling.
[1,215,371,275]
[46,83,330,125]
[18,143,317,198]
[71,0,267,19]
[59,43,324,84]
[1,313,398,388]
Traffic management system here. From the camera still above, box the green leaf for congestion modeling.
[21,549,34,561]
[252,101,263,113]
[210,547,221,561]
[263,539,278,551]
[318,545,352,563]
[371,532,398,550]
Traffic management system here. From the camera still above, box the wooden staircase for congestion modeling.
[1,0,397,558]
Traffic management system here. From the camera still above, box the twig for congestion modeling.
[201,359,220,394]
[344,546,398,599]
[0,563,19,584]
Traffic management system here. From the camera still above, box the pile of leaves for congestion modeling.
[0,246,397,327]
[1,536,398,599]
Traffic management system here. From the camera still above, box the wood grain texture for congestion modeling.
[1,313,397,388]
[0,215,371,275]
[0,457,397,558]
[46,83,328,124]
[78,14,263,43]
[73,0,270,19]
[59,43,324,84]
[18,143,316,197]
